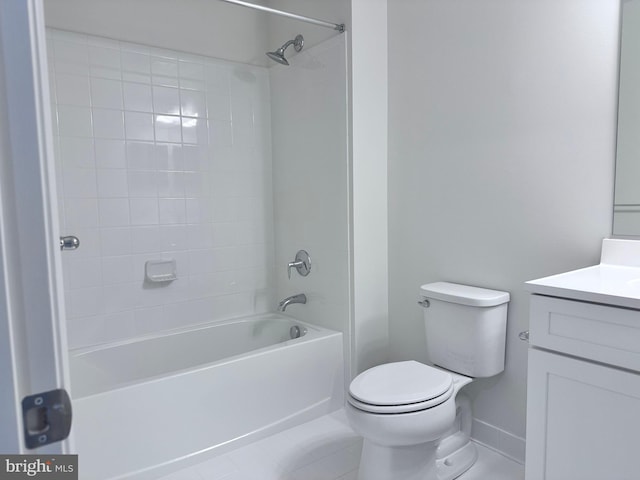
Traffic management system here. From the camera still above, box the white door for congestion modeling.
[0,0,73,454]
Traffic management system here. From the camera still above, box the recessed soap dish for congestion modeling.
[145,259,177,283]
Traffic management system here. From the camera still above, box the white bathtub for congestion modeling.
[69,314,344,480]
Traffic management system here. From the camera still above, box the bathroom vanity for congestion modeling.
[524,239,640,480]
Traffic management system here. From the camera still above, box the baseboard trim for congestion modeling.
[471,418,525,465]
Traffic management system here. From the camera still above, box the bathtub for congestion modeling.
[69,313,344,480]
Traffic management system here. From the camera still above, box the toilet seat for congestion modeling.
[348,361,453,414]
[348,383,454,414]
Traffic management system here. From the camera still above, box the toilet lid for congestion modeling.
[349,361,453,406]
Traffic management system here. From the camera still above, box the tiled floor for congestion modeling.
[159,410,524,480]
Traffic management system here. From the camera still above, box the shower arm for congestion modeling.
[278,39,296,52]
[276,36,303,55]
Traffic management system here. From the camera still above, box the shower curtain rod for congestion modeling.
[217,0,345,32]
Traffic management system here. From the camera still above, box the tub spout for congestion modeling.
[278,293,307,312]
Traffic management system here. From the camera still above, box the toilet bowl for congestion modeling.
[347,361,474,480]
[347,282,510,480]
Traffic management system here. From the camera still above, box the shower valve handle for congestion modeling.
[287,250,311,279]
[287,260,304,279]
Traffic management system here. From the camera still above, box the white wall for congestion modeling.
[350,0,389,375]
[388,0,619,453]
[267,0,386,380]
[270,34,349,344]
[43,0,349,68]
[266,0,351,370]
[48,29,275,349]
[44,0,270,66]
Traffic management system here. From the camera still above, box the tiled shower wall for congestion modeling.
[47,29,274,349]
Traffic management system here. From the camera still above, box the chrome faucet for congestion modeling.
[278,293,307,312]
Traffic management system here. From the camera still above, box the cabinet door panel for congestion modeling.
[526,348,640,480]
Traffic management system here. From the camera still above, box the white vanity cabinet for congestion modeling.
[524,295,640,480]
[525,239,640,480]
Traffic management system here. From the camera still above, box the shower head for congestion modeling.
[266,49,289,66]
[266,34,304,66]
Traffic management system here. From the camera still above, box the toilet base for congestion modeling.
[357,439,440,480]
[356,438,477,480]
[436,440,478,480]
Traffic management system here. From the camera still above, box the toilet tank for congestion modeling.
[420,282,510,378]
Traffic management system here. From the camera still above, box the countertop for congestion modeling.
[525,264,640,310]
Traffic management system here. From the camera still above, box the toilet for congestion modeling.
[346,282,510,480]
